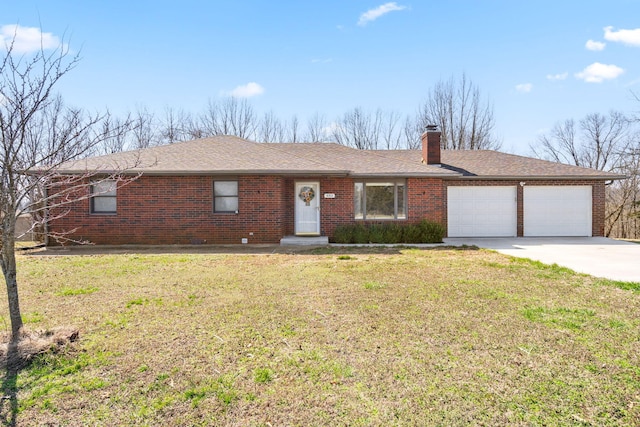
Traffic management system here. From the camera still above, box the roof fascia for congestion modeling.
[443,175,627,181]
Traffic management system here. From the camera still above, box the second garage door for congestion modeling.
[447,186,517,237]
[523,186,592,236]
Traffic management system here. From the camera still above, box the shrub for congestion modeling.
[368,224,385,243]
[417,219,445,243]
[353,223,369,243]
[402,223,423,243]
[383,223,404,244]
[330,220,444,244]
[332,224,354,243]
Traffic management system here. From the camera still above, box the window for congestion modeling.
[90,180,117,214]
[355,181,406,220]
[214,180,238,213]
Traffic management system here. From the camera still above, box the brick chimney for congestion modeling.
[421,125,441,165]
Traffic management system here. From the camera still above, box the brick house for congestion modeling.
[47,130,624,245]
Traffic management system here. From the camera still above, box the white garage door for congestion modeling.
[448,186,517,237]
[524,186,592,236]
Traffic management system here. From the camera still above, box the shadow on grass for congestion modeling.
[28,244,480,257]
[0,328,79,426]
[1,340,20,427]
[302,244,480,256]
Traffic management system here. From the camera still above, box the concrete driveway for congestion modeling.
[443,237,640,283]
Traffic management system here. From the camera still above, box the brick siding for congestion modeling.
[49,175,288,245]
[47,175,607,245]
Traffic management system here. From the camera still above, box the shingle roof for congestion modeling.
[377,149,625,180]
[265,143,456,177]
[56,136,344,175]
[55,135,625,180]
[443,150,625,179]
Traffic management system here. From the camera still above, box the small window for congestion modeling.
[214,180,238,213]
[90,180,117,214]
[354,181,406,220]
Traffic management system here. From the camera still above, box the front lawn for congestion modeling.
[2,247,639,426]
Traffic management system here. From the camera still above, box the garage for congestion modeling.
[524,186,592,236]
[447,186,517,237]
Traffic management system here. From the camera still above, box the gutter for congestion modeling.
[46,169,352,177]
[443,174,627,181]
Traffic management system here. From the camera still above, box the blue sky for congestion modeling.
[3,0,639,154]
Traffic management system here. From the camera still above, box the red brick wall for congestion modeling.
[407,178,444,223]
[317,177,355,238]
[48,175,288,245]
[591,181,606,237]
[47,175,607,245]
[48,175,450,245]
[443,179,607,237]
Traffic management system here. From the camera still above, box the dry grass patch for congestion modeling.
[0,248,638,425]
[0,327,79,370]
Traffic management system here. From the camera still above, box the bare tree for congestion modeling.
[403,114,422,149]
[197,98,221,137]
[416,73,500,150]
[332,107,383,149]
[605,149,640,238]
[531,111,631,171]
[331,108,407,150]
[97,115,133,154]
[381,110,403,149]
[0,32,134,340]
[193,97,257,139]
[131,106,157,149]
[305,112,328,142]
[158,106,191,145]
[258,110,285,142]
[286,115,300,143]
[217,97,257,139]
[531,111,637,238]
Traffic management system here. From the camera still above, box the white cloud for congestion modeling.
[604,26,640,47]
[323,122,341,136]
[227,82,265,98]
[585,39,606,51]
[311,58,333,64]
[575,62,624,83]
[546,72,568,81]
[515,83,533,93]
[358,2,407,26]
[0,24,62,53]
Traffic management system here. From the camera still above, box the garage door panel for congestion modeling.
[524,186,591,236]
[448,186,517,237]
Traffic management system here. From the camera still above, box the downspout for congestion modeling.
[43,182,49,246]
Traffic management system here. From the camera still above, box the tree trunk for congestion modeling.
[1,224,23,340]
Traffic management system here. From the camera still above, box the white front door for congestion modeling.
[295,182,321,235]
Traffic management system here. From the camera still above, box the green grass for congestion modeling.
[2,248,639,426]
[55,286,99,296]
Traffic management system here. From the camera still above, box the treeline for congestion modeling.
[96,74,502,154]
[532,109,640,239]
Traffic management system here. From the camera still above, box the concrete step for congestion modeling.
[280,236,329,246]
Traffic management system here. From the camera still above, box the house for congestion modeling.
[47,130,624,245]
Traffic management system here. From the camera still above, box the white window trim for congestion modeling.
[355,180,406,220]
[90,180,117,215]
[213,180,239,214]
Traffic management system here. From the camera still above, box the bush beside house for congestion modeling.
[331,219,445,244]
